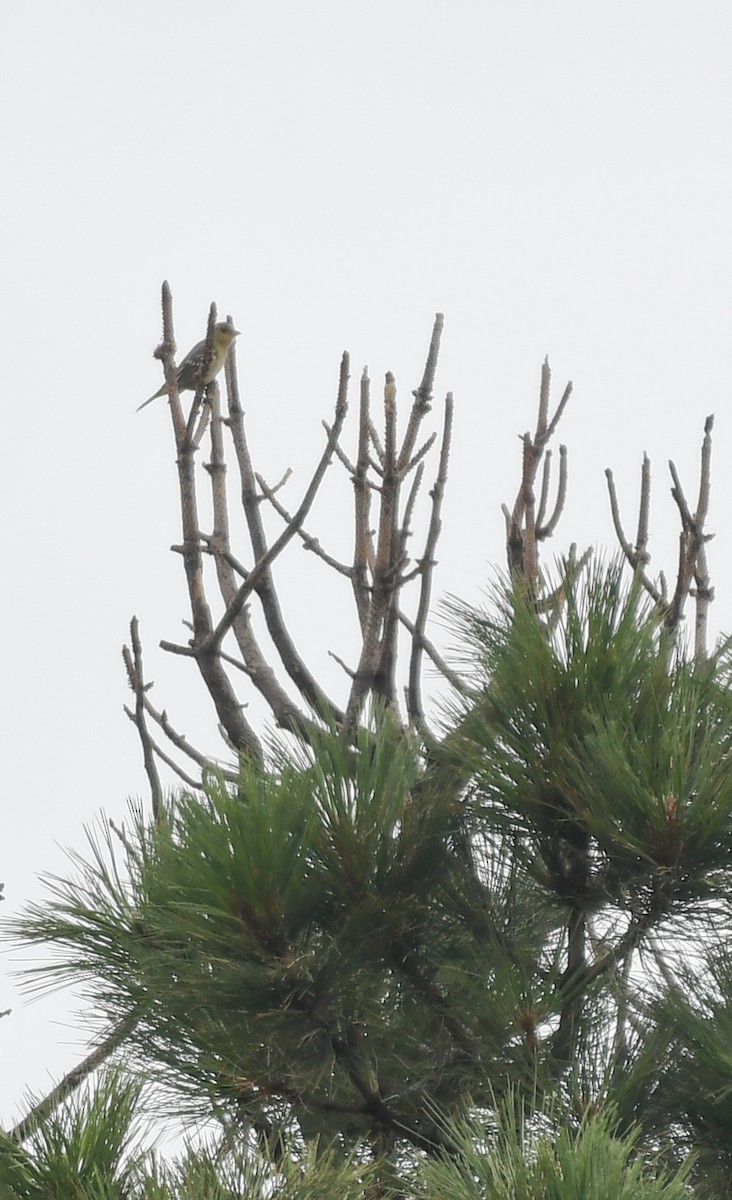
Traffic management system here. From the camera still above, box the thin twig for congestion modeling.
[399,431,437,479]
[122,618,163,821]
[256,473,353,577]
[397,461,425,570]
[328,650,356,679]
[398,608,474,698]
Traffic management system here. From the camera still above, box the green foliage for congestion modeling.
[8,558,732,1193]
[420,1102,691,1200]
[0,1081,694,1200]
[9,712,553,1147]
[450,559,732,916]
[132,1140,380,1200]
[0,1072,145,1199]
[0,1078,380,1200]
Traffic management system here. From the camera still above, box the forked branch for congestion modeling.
[605,414,715,655]
[502,357,572,590]
[130,295,455,781]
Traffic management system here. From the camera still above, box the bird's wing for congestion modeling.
[176,337,209,390]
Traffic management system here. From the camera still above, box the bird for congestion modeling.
[137,320,240,412]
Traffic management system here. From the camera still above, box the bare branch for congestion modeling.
[397,461,425,570]
[10,1016,139,1143]
[535,450,552,530]
[368,418,385,466]
[539,443,567,539]
[210,385,350,647]
[544,379,573,445]
[124,686,236,783]
[398,608,474,698]
[605,466,666,608]
[141,740,207,790]
[198,537,249,580]
[154,290,264,759]
[408,393,454,723]
[261,467,292,499]
[109,818,141,865]
[504,360,572,586]
[156,282,186,447]
[352,367,375,632]
[344,372,403,732]
[328,649,356,679]
[635,453,652,562]
[665,415,716,653]
[606,417,715,651]
[330,434,358,476]
[135,301,454,767]
[399,431,438,479]
[199,372,317,742]
[397,312,444,472]
[184,305,217,446]
[224,348,348,724]
[122,618,163,820]
[256,472,353,577]
[159,639,196,658]
[605,468,636,563]
[536,357,550,441]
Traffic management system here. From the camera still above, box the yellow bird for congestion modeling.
[138,320,240,412]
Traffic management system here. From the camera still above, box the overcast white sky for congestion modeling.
[2,0,732,1134]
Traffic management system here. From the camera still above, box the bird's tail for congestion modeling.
[136,385,167,412]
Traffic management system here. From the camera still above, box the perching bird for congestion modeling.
[137,320,240,411]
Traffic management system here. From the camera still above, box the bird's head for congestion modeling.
[214,320,241,348]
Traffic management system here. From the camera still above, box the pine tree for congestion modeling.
[3,286,730,1197]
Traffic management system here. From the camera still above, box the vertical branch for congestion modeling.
[156,282,185,447]
[373,373,401,709]
[224,350,348,720]
[407,394,454,724]
[666,415,715,654]
[205,382,295,746]
[692,415,714,658]
[605,462,665,607]
[503,359,572,591]
[635,453,652,564]
[607,416,715,655]
[122,617,163,820]
[397,313,444,470]
[535,451,552,530]
[536,355,550,440]
[345,373,402,732]
[158,285,261,757]
[352,368,374,633]
[553,835,590,1068]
